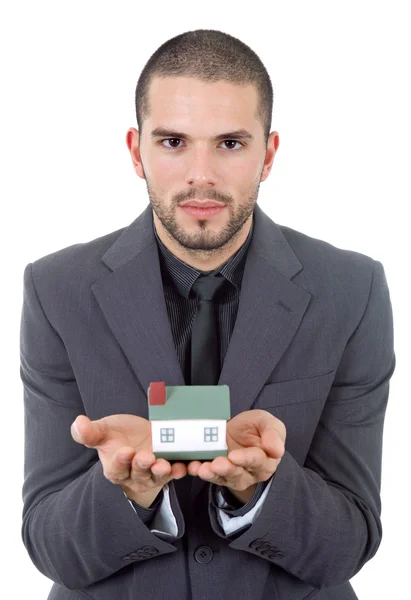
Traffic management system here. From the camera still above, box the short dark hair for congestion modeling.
[135,29,273,145]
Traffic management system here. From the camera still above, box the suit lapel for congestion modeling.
[91,203,311,501]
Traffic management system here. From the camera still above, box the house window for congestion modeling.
[204,427,218,442]
[160,428,174,443]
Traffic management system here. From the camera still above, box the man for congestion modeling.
[20,29,395,600]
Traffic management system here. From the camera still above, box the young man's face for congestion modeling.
[127,76,278,259]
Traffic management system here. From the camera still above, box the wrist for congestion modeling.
[226,482,258,505]
[121,484,164,509]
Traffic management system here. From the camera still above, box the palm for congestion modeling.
[78,413,152,459]
[226,410,269,453]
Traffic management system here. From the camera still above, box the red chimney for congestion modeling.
[148,381,167,405]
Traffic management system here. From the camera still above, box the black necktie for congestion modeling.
[190,274,227,385]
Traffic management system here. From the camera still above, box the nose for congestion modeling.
[185,146,218,188]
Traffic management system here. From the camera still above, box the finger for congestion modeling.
[133,449,157,466]
[261,427,285,458]
[204,456,244,480]
[170,462,188,479]
[196,460,247,488]
[115,448,156,482]
[228,446,267,469]
[104,447,137,484]
[228,447,279,484]
[131,455,173,487]
[187,460,203,477]
[135,454,186,480]
[117,447,137,463]
[70,416,86,443]
[71,415,107,448]
[149,458,186,482]
[132,454,169,478]
[197,458,241,481]
[150,458,172,477]
[119,451,185,484]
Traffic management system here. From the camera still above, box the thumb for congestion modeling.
[261,426,285,459]
[71,415,107,448]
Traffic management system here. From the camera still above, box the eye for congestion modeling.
[161,138,182,149]
[222,140,242,150]
[159,139,243,150]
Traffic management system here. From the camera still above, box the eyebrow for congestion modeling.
[150,127,254,142]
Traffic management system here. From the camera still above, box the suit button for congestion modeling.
[249,539,284,559]
[249,538,264,550]
[194,545,213,564]
[139,546,159,558]
[123,546,159,562]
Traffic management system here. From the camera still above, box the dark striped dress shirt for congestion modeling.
[133,213,270,523]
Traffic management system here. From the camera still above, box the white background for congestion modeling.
[1,1,409,598]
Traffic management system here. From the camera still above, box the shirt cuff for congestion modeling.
[213,476,273,516]
[212,476,275,536]
[124,485,178,537]
[123,488,164,520]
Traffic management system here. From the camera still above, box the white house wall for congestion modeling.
[151,419,227,452]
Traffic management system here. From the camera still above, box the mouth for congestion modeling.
[180,205,226,218]
[180,200,226,208]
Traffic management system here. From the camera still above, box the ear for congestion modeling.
[260,131,280,182]
[126,128,145,179]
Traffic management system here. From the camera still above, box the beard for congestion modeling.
[143,174,261,254]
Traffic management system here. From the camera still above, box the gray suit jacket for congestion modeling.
[20,203,395,600]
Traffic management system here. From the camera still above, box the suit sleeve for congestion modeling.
[19,263,185,591]
[126,476,272,537]
[208,259,396,589]
[211,478,275,536]
[124,486,181,538]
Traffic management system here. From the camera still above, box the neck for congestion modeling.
[153,213,252,272]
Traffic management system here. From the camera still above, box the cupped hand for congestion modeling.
[70,414,188,493]
[186,409,286,491]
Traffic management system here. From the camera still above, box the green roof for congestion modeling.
[148,384,230,421]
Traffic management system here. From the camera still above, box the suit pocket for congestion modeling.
[252,370,336,409]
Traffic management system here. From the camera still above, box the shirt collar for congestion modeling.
[153,216,254,298]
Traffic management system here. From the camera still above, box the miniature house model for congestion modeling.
[147,381,231,461]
